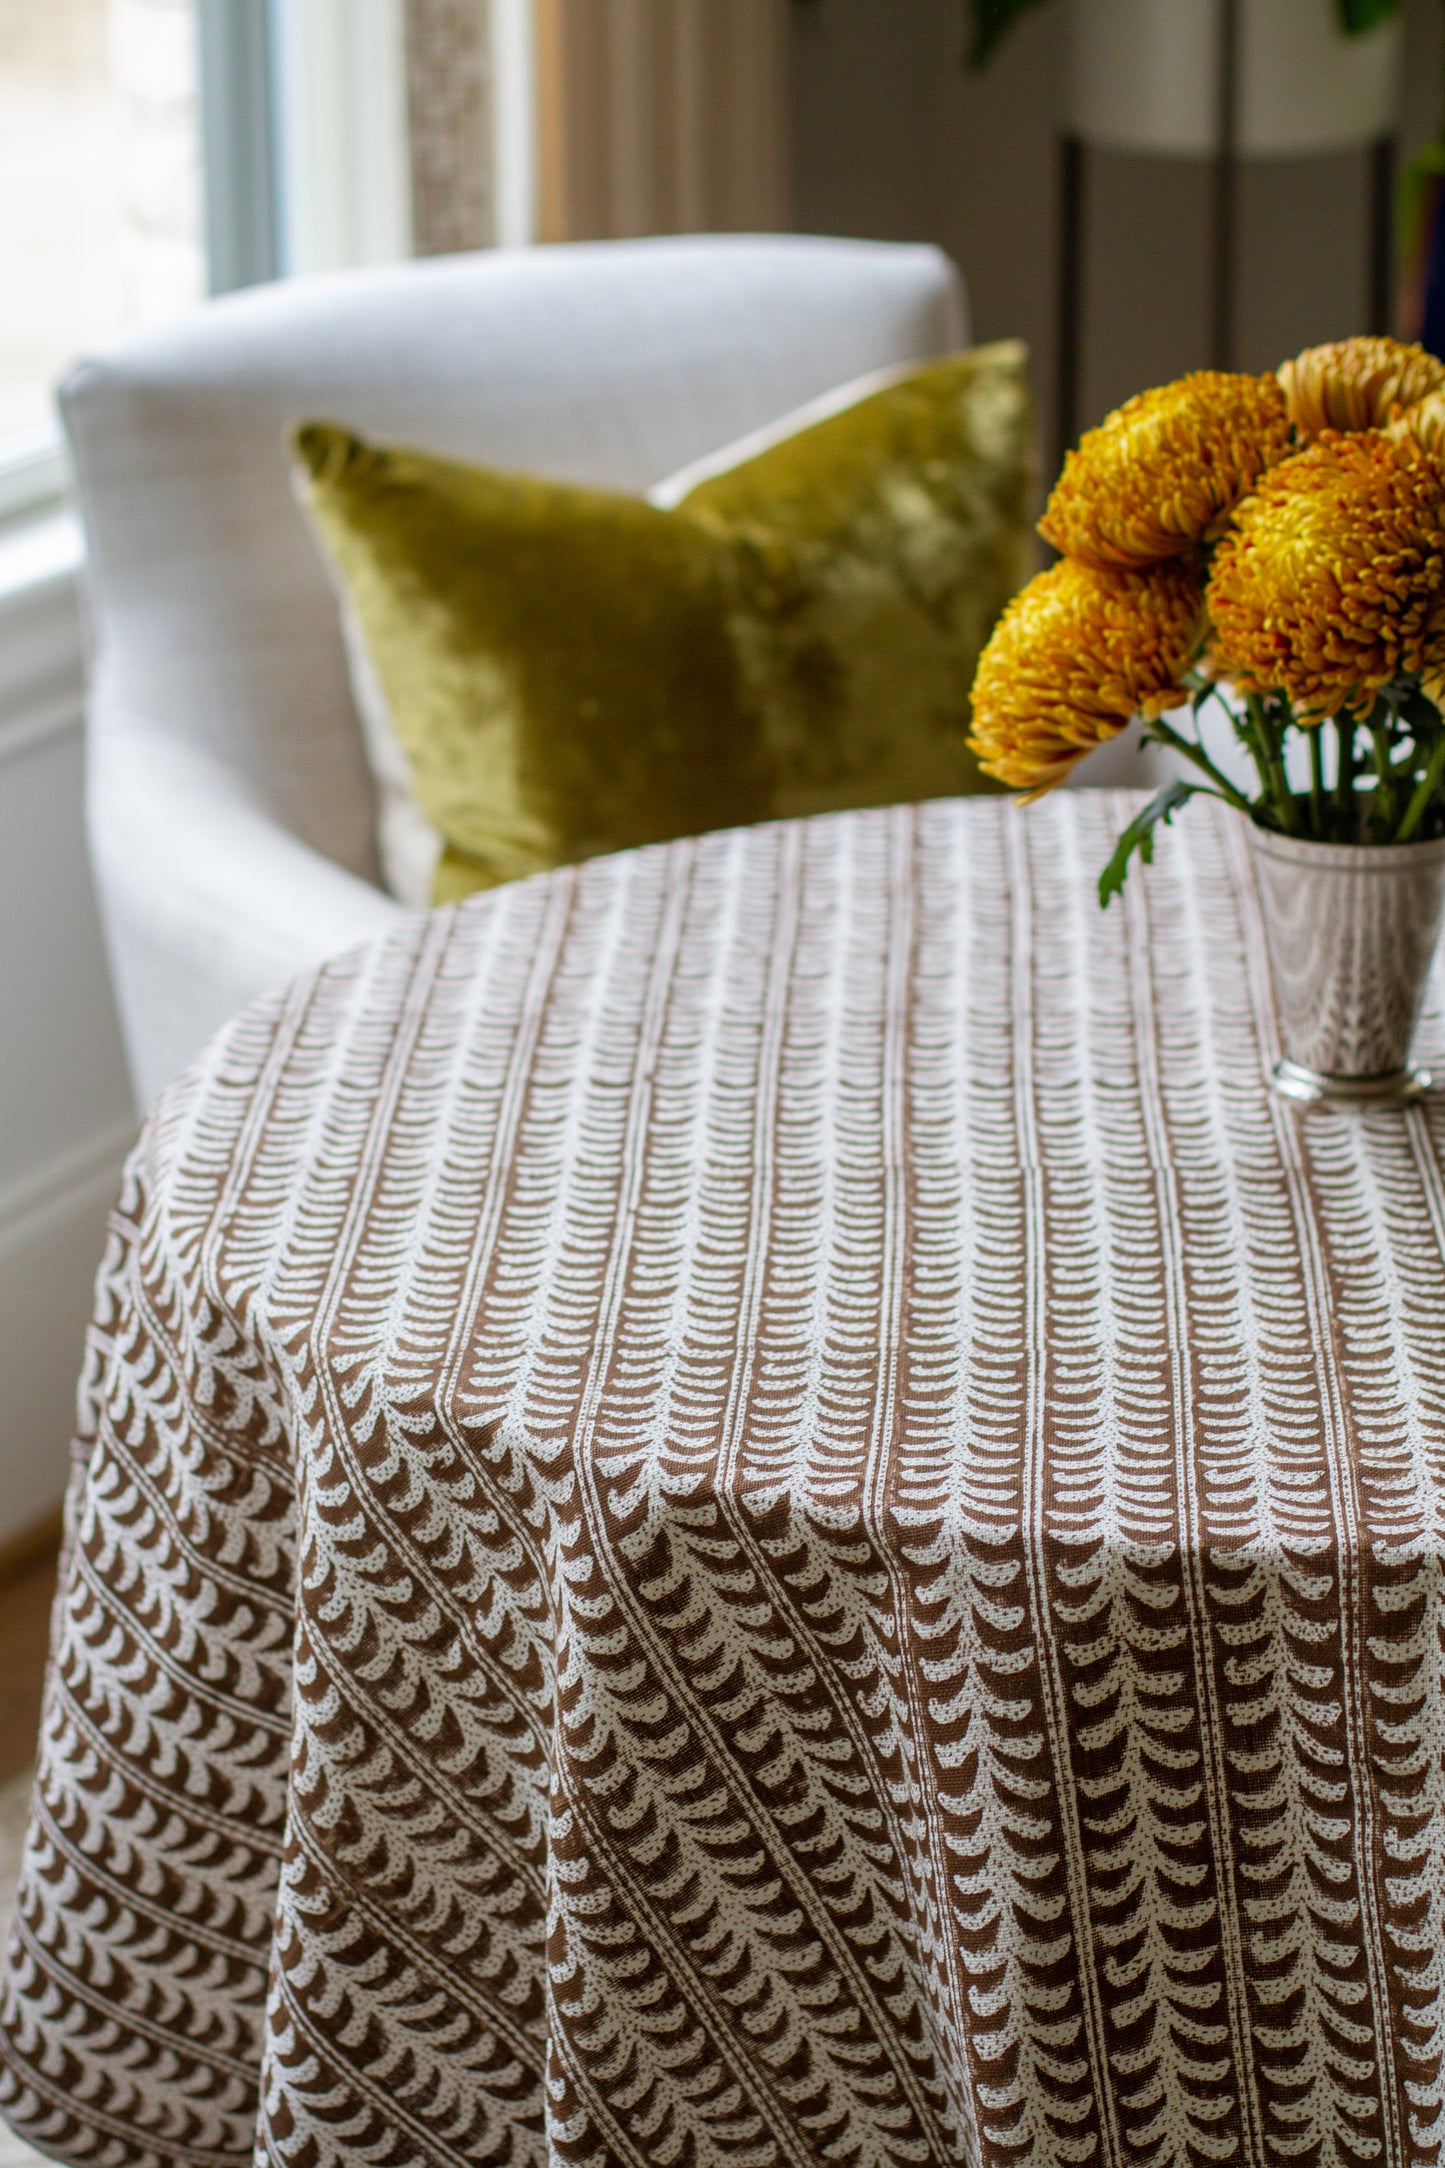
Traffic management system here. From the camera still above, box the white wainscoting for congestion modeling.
[0,515,135,1551]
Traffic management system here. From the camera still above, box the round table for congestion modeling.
[3,792,1444,2168]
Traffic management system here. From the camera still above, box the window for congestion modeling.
[0,0,204,454]
[0,0,531,520]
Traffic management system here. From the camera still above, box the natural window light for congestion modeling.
[0,0,203,447]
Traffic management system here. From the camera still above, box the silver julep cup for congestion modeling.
[1249,826,1445,1105]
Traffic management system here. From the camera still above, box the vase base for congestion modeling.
[1270,1057,1434,1108]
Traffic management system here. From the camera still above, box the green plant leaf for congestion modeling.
[966,0,1395,70]
[1334,0,1400,30]
[1097,780,1201,908]
[965,0,1054,67]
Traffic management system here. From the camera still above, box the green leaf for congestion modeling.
[1334,0,1399,31]
[965,0,1055,68]
[1097,781,1200,908]
[964,0,1394,73]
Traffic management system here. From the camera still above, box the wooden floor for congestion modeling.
[0,1546,57,1785]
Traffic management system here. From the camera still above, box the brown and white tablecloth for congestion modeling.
[3,793,1445,2168]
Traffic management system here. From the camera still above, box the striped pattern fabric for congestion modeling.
[2,791,1444,2168]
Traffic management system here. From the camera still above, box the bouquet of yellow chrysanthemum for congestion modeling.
[968,336,1445,901]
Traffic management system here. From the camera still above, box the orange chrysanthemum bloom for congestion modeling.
[1278,336,1445,440]
[968,558,1203,796]
[1208,430,1445,717]
[1038,371,1292,568]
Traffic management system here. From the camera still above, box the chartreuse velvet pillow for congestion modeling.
[293,341,1032,906]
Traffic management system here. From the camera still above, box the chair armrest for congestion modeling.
[88,715,408,1109]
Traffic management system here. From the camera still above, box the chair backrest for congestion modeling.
[60,236,967,886]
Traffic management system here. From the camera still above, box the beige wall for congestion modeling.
[789,0,1445,458]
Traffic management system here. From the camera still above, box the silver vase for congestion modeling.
[1249,826,1445,1106]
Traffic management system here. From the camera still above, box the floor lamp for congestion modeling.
[1055,0,1401,471]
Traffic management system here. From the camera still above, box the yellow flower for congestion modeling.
[1278,336,1445,439]
[1208,430,1445,717]
[1038,372,1292,567]
[1389,389,1445,460]
[968,558,1203,796]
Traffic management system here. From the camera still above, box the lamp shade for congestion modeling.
[1066,0,1400,158]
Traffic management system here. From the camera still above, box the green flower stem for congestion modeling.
[1371,723,1398,839]
[1247,694,1297,831]
[1145,716,1254,813]
[1396,727,1445,841]
[1308,724,1326,838]
[1334,712,1357,834]
[1232,702,1281,816]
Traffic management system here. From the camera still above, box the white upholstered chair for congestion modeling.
[62,235,976,1109]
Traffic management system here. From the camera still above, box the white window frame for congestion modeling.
[0,431,68,528]
[197,0,281,295]
[270,0,412,275]
[492,0,538,248]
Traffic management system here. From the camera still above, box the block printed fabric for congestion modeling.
[2,792,1445,2168]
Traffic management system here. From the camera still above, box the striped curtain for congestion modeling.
[534,0,791,241]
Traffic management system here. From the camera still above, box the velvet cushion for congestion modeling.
[293,342,1032,905]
